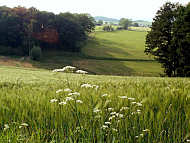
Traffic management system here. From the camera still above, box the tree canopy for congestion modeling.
[119,18,132,30]
[145,2,190,77]
[0,6,95,55]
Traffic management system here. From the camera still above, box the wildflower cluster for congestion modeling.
[52,66,88,74]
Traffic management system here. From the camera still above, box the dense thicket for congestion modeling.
[145,2,190,77]
[0,6,95,55]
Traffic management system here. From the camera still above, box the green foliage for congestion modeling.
[102,25,114,31]
[0,6,95,55]
[30,46,42,61]
[145,2,190,77]
[0,66,189,142]
[119,18,132,30]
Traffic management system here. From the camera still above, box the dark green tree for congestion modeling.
[119,18,132,30]
[145,2,190,77]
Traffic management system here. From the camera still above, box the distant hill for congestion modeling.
[94,16,119,23]
[133,20,152,26]
[94,16,152,26]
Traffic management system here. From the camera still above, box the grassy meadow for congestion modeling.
[0,66,190,142]
[0,29,163,77]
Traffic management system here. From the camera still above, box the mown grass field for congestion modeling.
[0,66,190,142]
[83,30,151,60]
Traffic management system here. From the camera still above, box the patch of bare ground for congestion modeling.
[0,56,33,68]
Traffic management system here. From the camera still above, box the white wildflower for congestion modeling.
[92,85,99,90]
[93,108,101,113]
[142,129,150,132]
[68,92,80,96]
[76,70,88,74]
[135,136,139,138]
[112,128,118,132]
[186,139,190,142]
[137,109,141,112]
[4,124,9,130]
[105,122,111,125]
[119,114,124,118]
[59,101,67,105]
[76,100,83,104]
[56,89,63,94]
[128,97,135,101]
[120,107,129,111]
[64,88,72,92]
[102,94,109,97]
[140,134,144,137]
[52,69,65,72]
[108,108,114,111]
[81,83,93,88]
[101,125,108,129]
[118,96,128,99]
[136,103,143,106]
[21,123,28,127]
[65,97,74,101]
[131,102,137,105]
[110,112,116,115]
[50,99,58,103]
[62,66,76,72]
[109,115,116,121]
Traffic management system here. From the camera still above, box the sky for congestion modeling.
[0,0,189,21]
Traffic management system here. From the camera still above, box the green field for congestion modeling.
[0,66,190,142]
[83,30,151,60]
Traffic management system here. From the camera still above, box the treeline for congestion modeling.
[0,6,95,56]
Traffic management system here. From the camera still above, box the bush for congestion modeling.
[30,46,42,61]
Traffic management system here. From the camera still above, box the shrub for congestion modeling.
[30,46,42,61]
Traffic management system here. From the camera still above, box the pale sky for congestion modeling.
[0,0,189,21]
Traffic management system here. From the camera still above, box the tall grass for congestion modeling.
[0,70,190,142]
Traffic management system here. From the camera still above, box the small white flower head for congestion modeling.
[120,107,129,111]
[142,129,150,132]
[56,89,63,94]
[50,99,58,103]
[102,94,109,97]
[137,109,141,112]
[52,69,65,72]
[118,96,128,99]
[92,85,99,90]
[140,134,144,137]
[119,114,124,118]
[128,97,135,101]
[135,136,139,138]
[64,88,72,92]
[110,112,116,115]
[68,92,80,96]
[21,123,28,127]
[76,100,83,104]
[59,101,67,105]
[93,108,101,113]
[108,108,114,111]
[112,128,118,132]
[186,139,190,142]
[76,70,88,74]
[136,102,143,106]
[131,102,137,105]
[109,115,116,121]
[62,66,76,72]
[105,122,111,125]
[65,97,74,101]
[4,124,9,130]
[101,125,109,129]
[81,83,93,88]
